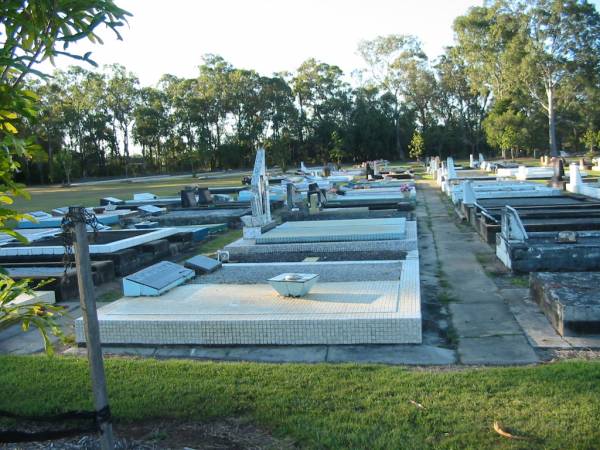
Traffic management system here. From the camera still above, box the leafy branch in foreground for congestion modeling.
[0,274,67,354]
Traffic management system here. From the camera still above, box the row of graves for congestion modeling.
[73,149,423,349]
[429,155,600,339]
[0,180,268,303]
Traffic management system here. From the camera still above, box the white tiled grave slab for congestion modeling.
[226,221,417,260]
[256,218,406,244]
[76,258,421,345]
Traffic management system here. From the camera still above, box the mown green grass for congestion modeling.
[1,356,599,449]
[11,175,244,213]
[197,228,243,256]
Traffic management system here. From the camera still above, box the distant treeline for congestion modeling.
[18,0,600,184]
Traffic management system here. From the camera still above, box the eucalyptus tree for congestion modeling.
[435,48,489,155]
[228,68,265,164]
[196,54,234,169]
[454,0,600,157]
[105,63,139,175]
[133,86,171,171]
[292,58,351,162]
[483,100,531,159]
[347,85,396,161]
[512,0,600,157]
[358,34,427,159]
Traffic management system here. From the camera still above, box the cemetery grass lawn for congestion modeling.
[198,228,242,255]
[1,356,600,449]
[11,175,243,213]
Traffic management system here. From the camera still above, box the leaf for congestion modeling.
[409,400,425,409]
[3,122,18,134]
[493,421,527,440]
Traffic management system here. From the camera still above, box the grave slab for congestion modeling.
[530,272,600,336]
[184,255,222,273]
[256,218,406,244]
[76,258,421,345]
[225,221,417,262]
[123,261,195,296]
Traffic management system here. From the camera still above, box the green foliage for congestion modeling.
[483,107,530,158]
[581,129,600,153]
[408,131,424,160]
[0,275,66,354]
[0,0,130,353]
[328,130,345,164]
[54,147,74,185]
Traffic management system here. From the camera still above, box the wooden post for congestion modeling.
[70,206,115,450]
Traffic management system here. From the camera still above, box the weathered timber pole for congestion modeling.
[70,206,115,450]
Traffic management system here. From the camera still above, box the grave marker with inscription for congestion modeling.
[123,261,194,296]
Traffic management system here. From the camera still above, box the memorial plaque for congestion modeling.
[184,255,222,273]
[124,261,194,296]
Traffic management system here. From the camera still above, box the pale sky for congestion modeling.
[43,0,600,86]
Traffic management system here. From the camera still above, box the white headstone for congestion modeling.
[566,163,582,194]
[446,157,457,179]
[469,154,474,168]
[241,148,274,238]
[462,181,476,205]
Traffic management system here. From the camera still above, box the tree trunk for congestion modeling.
[547,85,558,157]
[47,139,53,184]
[394,101,405,160]
[123,125,129,177]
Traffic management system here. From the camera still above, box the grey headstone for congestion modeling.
[181,189,198,208]
[126,261,194,291]
[197,187,213,205]
[184,255,222,273]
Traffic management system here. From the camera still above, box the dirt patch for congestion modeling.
[1,418,296,449]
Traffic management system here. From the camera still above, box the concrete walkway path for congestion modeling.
[417,180,538,365]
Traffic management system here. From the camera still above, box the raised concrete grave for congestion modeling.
[256,218,406,244]
[76,255,421,345]
[197,260,404,283]
[153,208,250,227]
[224,220,417,262]
[496,207,600,272]
[530,272,600,336]
[0,229,182,256]
[123,261,194,296]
